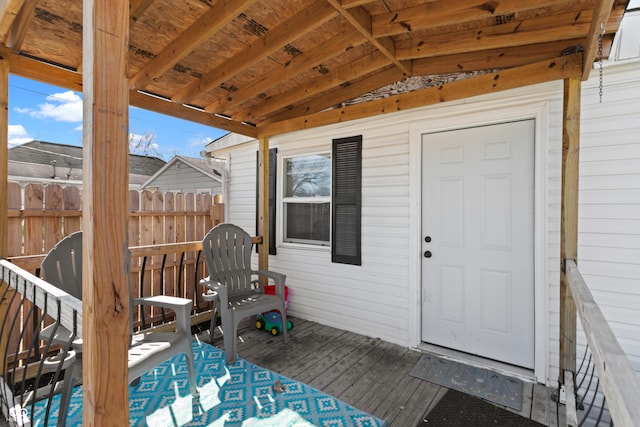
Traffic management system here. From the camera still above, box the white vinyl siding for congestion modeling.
[577,59,640,384]
[214,58,640,388]
[147,161,222,195]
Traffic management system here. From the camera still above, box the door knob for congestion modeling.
[424,251,432,258]
[424,236,431,243]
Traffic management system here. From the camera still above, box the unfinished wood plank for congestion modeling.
[582,0,615,79]
[130,0,259,89]
[567,260,640,426]
[7,182,21,257]
[81,0,130,423]
[43,184,63,252]
[184,193,195,302]
[0,0,26,37]
[560,76,580,377]
[163,192,176,299]
[260,53,583,137]
[0,44,9,375]
[23,183,44,255]
[257,137,269,272]
[63,186,82,235]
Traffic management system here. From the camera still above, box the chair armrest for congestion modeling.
[252,270,287,295]
[200,277,229,306]
[133,296,192,336]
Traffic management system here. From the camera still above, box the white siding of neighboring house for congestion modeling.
[146,161,222,195]
[213,59,640,387]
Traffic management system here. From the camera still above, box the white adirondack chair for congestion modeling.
[40,231,198,426]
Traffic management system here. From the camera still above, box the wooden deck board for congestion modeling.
[231,317,563,427]
[1,317,563,427]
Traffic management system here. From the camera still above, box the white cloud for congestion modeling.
[190,137,213,147]
[8,124,33,146]
[28,90,83,123]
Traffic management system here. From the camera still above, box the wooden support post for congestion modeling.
[82,0,130,425]
[559,75,581,380]
[0,46,10,373]
[257,136,269,271]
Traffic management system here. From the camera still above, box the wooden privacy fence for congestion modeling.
[4,182,226,372]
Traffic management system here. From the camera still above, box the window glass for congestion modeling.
[283,154,331,245]
[285,155,330,197]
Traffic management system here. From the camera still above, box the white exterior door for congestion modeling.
[421,120,535,369]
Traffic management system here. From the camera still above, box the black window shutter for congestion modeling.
[332,136,362,265]
[255,148,277,255]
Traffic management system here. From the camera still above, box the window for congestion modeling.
[282,154,331,245]
[256,136,362,265]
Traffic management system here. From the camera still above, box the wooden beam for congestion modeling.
[7,54,258,137]
[243,50,392,122]
[412,39,587,75]
[129,0,154,25]
[325,0,411,75]
[395,10,594,60]
[0,0,25,38]
[259,66,403,126]
[129,0,259,90]
[172,0,337,104]
[82,0,130,424]
[581,0,614,79]
[559,75,580,379]
[257,137,269,271]
[0,46,8,259]
[129,91,258,138]
[208,30,366,114]
[258,52,583,137]
[0,46,10,376]
[372,0,592,38]
[5,0,35,51]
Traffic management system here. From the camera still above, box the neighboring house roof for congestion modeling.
[8,140,166,177]
[141,155,223,189]
[205,132,255,152]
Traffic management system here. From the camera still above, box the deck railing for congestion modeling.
[564,260,640,426]
[0,259,82,426]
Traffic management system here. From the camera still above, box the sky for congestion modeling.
[7,75,229,160]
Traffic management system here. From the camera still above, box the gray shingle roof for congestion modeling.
[9,140,166,177]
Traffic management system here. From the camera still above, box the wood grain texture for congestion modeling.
[81,0,130,424]
[559,76,581,378]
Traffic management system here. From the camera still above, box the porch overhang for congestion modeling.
[0,0,631,424]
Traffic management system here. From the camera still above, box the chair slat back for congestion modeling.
[41,231,83,300]
[202,224,254,297]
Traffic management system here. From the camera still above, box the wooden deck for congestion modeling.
[1,317,565,426]
[206,317,565,427]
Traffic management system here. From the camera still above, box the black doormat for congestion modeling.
[418,389,544,427]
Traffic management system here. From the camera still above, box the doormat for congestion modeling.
[418,389,543,427]
[410,353,523,410]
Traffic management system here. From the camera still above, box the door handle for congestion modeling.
[424,251,432,258]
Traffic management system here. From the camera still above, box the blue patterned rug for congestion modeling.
[30,340,386,426]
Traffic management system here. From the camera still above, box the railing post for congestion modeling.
[0,45,10,375]
[257,136,270,271]
[559,75,581,380]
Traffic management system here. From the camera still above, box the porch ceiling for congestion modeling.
[0,0,629,138]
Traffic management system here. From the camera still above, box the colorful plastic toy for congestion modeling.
[255,311,293,336]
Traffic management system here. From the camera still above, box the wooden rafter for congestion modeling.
[129,0,154,25]
[326,0,412,75]
[130,0,260,90]
[411,38,595,75]
[259,52,583,136]
[258,66,405,125]
[371,0,593,38]
[396,10,596,60]
[8,53,258,137]
[582,0,615,79]
[5,0,34,51]
[241,50,393,122]
[208,30,366,114]
[172,0,338,105]
[0,0,25,39]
